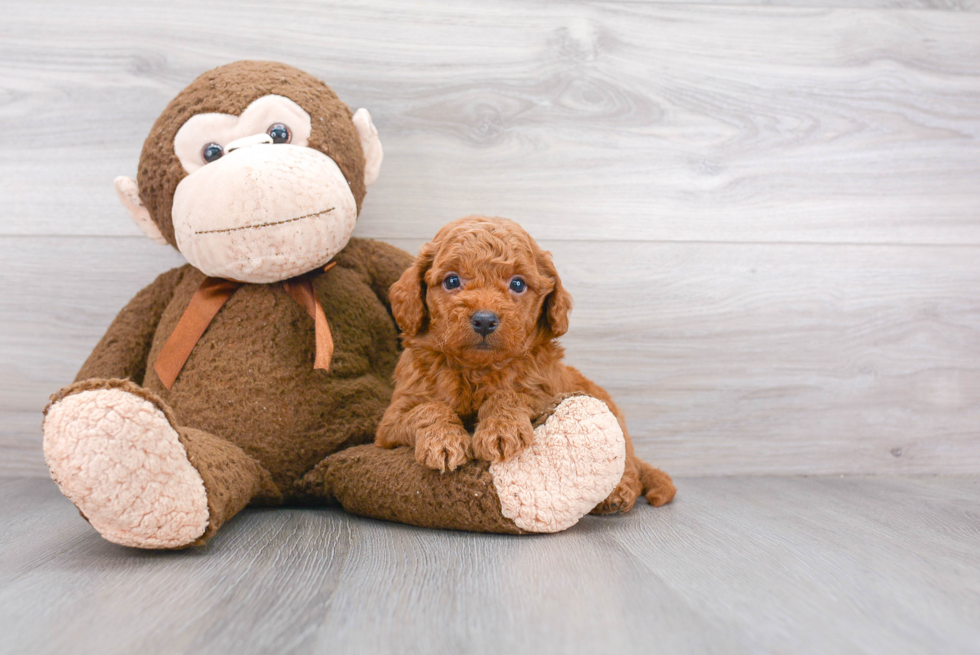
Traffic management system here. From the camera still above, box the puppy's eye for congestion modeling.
[509,277,527,294]
[202,143,224,164]
[443,274,461,290]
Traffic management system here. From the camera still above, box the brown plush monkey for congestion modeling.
[42,62,633,549]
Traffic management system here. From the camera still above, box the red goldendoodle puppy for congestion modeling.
[376,216,675,512]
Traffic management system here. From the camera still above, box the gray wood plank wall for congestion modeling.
[1,0,978,477]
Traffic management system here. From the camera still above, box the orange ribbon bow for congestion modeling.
[154,263,336,390]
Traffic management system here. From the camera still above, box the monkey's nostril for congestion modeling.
[470,311,499,337]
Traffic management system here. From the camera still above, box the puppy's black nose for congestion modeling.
[471,311,499,337]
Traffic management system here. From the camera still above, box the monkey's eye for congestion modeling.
[201,143,224,164]
[443,274,461,291]
[267,123,291,144]
[509,277,527,294]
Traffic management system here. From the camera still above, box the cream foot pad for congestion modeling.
[490,395,626,533]
[43,388,209,548]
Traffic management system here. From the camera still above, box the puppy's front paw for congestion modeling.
[472,417,535,463]
[415,424,473,473]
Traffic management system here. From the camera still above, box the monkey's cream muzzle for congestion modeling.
[172,142,357,284]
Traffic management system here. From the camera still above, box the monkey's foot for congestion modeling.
[43,383,209,549]
[490,395,626,533]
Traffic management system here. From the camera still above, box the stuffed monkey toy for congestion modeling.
[42,61,634,549]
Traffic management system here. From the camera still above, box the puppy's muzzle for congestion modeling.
[470,311,499,337]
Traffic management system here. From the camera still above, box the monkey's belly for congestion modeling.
[143,282,399,494]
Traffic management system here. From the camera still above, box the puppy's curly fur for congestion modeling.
[376,216,675,513]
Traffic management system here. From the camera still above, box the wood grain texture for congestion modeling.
[0,1,978,244]
[3,236,979,477]
[1,0,979,478]
[1,475,978,655]
[620,0,980,7]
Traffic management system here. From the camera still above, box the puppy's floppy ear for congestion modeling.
[389,241,437,336]
[537,249,573,338]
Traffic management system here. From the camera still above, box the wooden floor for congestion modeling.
[1,475,977,655]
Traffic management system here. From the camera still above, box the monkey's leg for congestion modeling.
[296,395,626,534]
[43,379,279,549]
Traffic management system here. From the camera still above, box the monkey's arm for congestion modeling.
[75,266,189,384]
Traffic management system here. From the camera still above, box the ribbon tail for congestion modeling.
[283,275,334,373]
[154,277,241,390]
[311,292,334,372]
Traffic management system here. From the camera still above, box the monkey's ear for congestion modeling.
[352,108,383,187]
[114,176,167,245]
[389,242,436,337]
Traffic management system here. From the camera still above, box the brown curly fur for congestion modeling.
[376,216,675,513]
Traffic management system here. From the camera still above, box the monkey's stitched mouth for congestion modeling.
[195,207,335,235]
